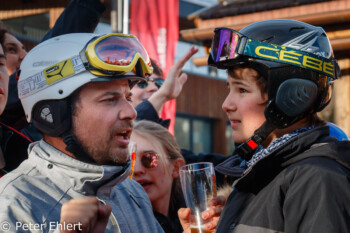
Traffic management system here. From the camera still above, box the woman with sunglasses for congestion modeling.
[131,120,185,232]
[131,120,224,233]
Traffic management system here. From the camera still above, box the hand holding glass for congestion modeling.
[180,162,217,233]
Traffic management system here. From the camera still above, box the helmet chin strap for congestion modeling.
[237,78,319,161]
[236,121,277,161]
[62,132,96,164]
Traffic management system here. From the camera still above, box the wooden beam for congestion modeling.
[49,8,64,28]
[192,56,208,67]
[339,58,350,71]
[0,0,70,20]
[0,9,49,20]
[331,37,350,51]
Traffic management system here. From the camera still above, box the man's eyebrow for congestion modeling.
[0,54,6,60]
[102,91,122,97]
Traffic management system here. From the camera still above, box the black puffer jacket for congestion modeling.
[216,126,350,233]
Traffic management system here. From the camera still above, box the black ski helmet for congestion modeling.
[237,19,337,113]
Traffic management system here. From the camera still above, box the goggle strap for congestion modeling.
[237,36,248,55]
[79,49,89,67]
[18,55,87,99]
[242,39,337,79]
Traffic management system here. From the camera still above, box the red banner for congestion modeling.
[130,0,179,134]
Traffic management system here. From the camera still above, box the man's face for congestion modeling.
[0,45,9,115]
[72,79,137,165]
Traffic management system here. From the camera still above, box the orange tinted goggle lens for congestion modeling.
[95,36,150,66]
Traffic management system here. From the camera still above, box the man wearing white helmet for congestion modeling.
[0,33,164,233]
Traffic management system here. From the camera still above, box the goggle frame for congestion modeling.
[80,33,153,79]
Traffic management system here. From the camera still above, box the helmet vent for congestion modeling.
[40,107,54,123]
[261,36,274,43]
[289,27,305,32]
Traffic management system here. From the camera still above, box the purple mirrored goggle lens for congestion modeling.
[211,29,240,63]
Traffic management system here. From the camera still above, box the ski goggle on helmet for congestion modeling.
[81,33,153,78]
[208,27,339,80]
[18,33,153,100]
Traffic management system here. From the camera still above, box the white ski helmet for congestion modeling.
[18,33,152,137]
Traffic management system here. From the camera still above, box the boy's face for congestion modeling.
[0,45,9,115]
[222,67,268,144]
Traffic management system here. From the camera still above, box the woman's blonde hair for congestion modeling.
[133,120,185,218]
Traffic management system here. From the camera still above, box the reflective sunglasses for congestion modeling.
[140,152,161,169]
[208,27,339,80]
[137,77,164,89]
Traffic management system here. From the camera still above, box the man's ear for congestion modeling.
[172,159,185,178]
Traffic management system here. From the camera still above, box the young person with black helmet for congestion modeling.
[179,19,350,233]
[0,33,164,233]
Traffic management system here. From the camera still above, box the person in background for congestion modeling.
[134,46,198,128]
[0,32,164,233]
[0,25,27,76]
[179,19,350,232]
[132,120,186,232]
[131,58,165,108]
[0,41,10,176]
[0,27,32,176]
[131,120,225,233]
